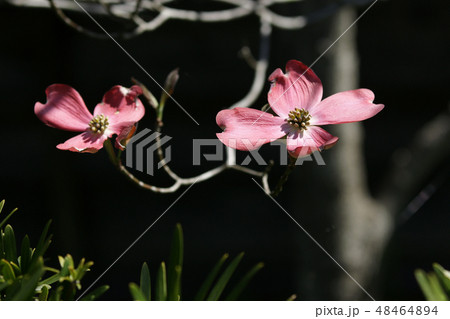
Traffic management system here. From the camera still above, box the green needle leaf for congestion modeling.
[9,261,20,276]
[129,283,147,301]
[38,285,49,301]
[433,263,450,295]
[168,223,183,301]
[170,265,182,301]
[428,273,448,301]
[4,225,17,262]
[38,272,62,286]
[80,285,110,301]
[10,257,45,301]
[155,262,167,301]
[415,269,434,300]
[0,229,3,258]
[20,235,31,273]
[287,294,297,301]
[31,220,52,266]
[225,262,264,301]
[0,259,16,281]
[415,269,447,301]
[0,208,18,229]
[194,253,229,301]
[140,262,151,301]
[207,252,244,301]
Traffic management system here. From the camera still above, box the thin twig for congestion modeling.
[271,155,297,197]
[116,157,269,193]
[48,0,106,38]
[229,16,271,109]
[131,0,143,18]
[11,0,377,39]
[111,10,276,194]
[45,0,306,194]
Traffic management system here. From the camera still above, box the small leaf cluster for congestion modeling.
[129,223,264,301]
[415,263,450,301]
[0,200,108,301]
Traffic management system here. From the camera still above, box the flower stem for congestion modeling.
[157,104,164,124]
[158,68,179,123]
[104,139,118,167]
[116,149,123,164]
[271,155,297,197]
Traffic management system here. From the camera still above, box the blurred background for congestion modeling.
[0,0,449,300]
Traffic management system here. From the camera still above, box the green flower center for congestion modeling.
[286,108,311,131]
[89,114,109,134]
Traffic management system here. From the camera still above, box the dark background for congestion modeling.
[0,0,449,300]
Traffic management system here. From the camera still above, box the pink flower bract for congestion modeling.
[216,60,384,157]
[35,84,145,153]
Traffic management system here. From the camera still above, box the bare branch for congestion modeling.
[117,154,269,193]
[17,0,380,195]
[7,0,377,37]
[123,13,275,194]
[156,4,255,22]
[229,17,271,109]
[48,0,109,39]
[131,13,169,34]
[125,16,275,194]
[131,0,143,19]
[258,7,307,29]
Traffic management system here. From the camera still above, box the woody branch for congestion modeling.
[113,16,274,194]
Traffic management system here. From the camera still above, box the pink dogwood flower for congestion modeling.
[216,60,384,157]
[35,84,145,153]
